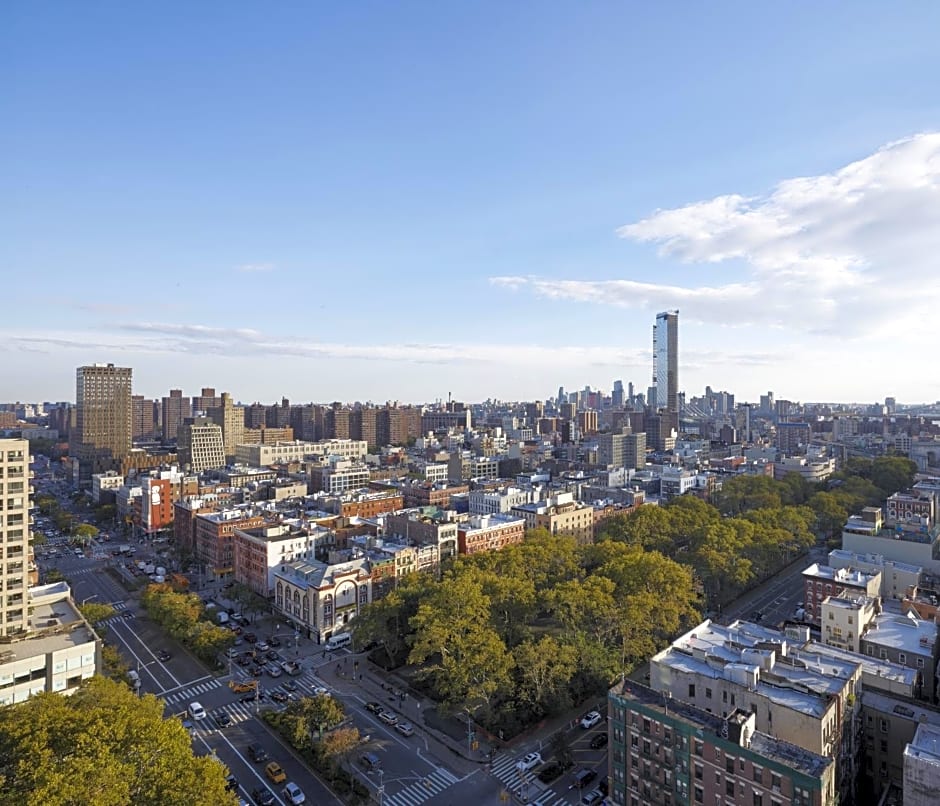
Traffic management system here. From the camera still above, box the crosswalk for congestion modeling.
[162,677,223,706]
[488,756,590,806]
[380,766,460,806]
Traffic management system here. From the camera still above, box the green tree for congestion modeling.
[512,636,578,714]
[72,523,99,545]
[408,569,513,710]
[714,475,783,516]
[809,492,849,538]
[78,601,116,628]
[871,456,917,496]
[0,676,237,806]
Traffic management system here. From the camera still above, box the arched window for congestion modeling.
[302,596,309,624]
[276,582,283,609]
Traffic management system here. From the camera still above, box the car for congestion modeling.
[581,789,604,805]
[267,636,281,647]
[230,625,243,635]
[250,666,264,677]
[264,761,287,784]
[282,782,306,804]
[215,712,233,728]
[265,650,280,662]
[189,701,207,720]
[517,751,543,771]
[265,664,282,678]
[251,788,275,806]
[590,732,609,749]
[247,742,269,763]
[271,691,289,704]
[364,701,383,714]
[240,691,265,703]
[580,711,602,730]
[359,752,381,771]
[572,768,598,789]
[236,654,252,666]
[225,773,239,791]
[311,686,330,697]
[244,633,257,643]
[395,722,415,737]
[156,649,172,661]
[283,680,298,692]
[256,641,270,652]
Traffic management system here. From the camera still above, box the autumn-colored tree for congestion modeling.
[0,677,237,806]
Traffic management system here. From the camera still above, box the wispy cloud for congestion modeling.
[236,262,275,273]
[493,133,940,337]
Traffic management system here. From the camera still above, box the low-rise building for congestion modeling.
[511,491,595,545]
[273,554,372,645]
[827,549,922,602]
[860,613,939,703]
[903,722,940,806]
[802,563,882,624]
[842,507,940,576]
[233,521,336,597]
[820,594,879,654]
[0,582,101,705]
[235,440,321,467]
[457,513,525,556]
[609,679,836,806]
[91,471,124,504]
[309,457,371,495]
[650,619,861,804]
[384,508,459,561]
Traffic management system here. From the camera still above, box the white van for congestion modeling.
[325,632,352,651]
[189,701,207,720]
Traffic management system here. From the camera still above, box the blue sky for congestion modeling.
[4,2,940,406]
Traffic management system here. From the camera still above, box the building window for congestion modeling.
[753,766,763,783]
[917,658,925,668]
[879,648,888,659]
[694,785,703,803]
[899,652,906,664]
[694,740,703,756]
[880,718,888,733]
[705,688,712,699]
[689,684,696,698]
[694,764,703,780]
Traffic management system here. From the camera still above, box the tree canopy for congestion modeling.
[0,677,237,806]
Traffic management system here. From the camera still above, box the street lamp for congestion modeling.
[81,595,98,606]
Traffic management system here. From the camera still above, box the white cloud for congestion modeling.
[494,133,940,337]
[236,262,275,273]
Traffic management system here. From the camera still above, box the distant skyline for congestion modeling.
[4,4,940,404]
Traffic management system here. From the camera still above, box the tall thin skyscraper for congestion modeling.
[0,439,30,635]
[652,309,679,414]
[75,363,133,484]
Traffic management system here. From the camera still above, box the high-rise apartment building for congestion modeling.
[74,363,133,484]
[191,387,222,414]
[0,439,30,635]
[652,309,679,413]
[161,389,191,443]
[208,392,244,461]
[176,417,226,472]
[131,395,159,441]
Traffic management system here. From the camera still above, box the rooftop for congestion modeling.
[802,563,881,586]
[610,679,832,778]
[862,612,938,654]
[828,549,923,575]
[906,722,940,766]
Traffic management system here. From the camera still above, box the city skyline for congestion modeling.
[4,4,940,404]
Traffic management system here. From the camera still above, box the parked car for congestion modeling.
[580,711,602,729]
[517,751,543,771]
[395,722,415,737]
[378,710,398,726]
[364,701,383,714]
[264,761,287,784]
[589,733,609,749]
[224,774,238,791]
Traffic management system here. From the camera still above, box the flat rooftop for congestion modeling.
[653,620,851,719]
[809,642,916,689]
[862,613,938,654]
[610,679,832,778]
[906,722,940,765]
[802,563,880,586]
